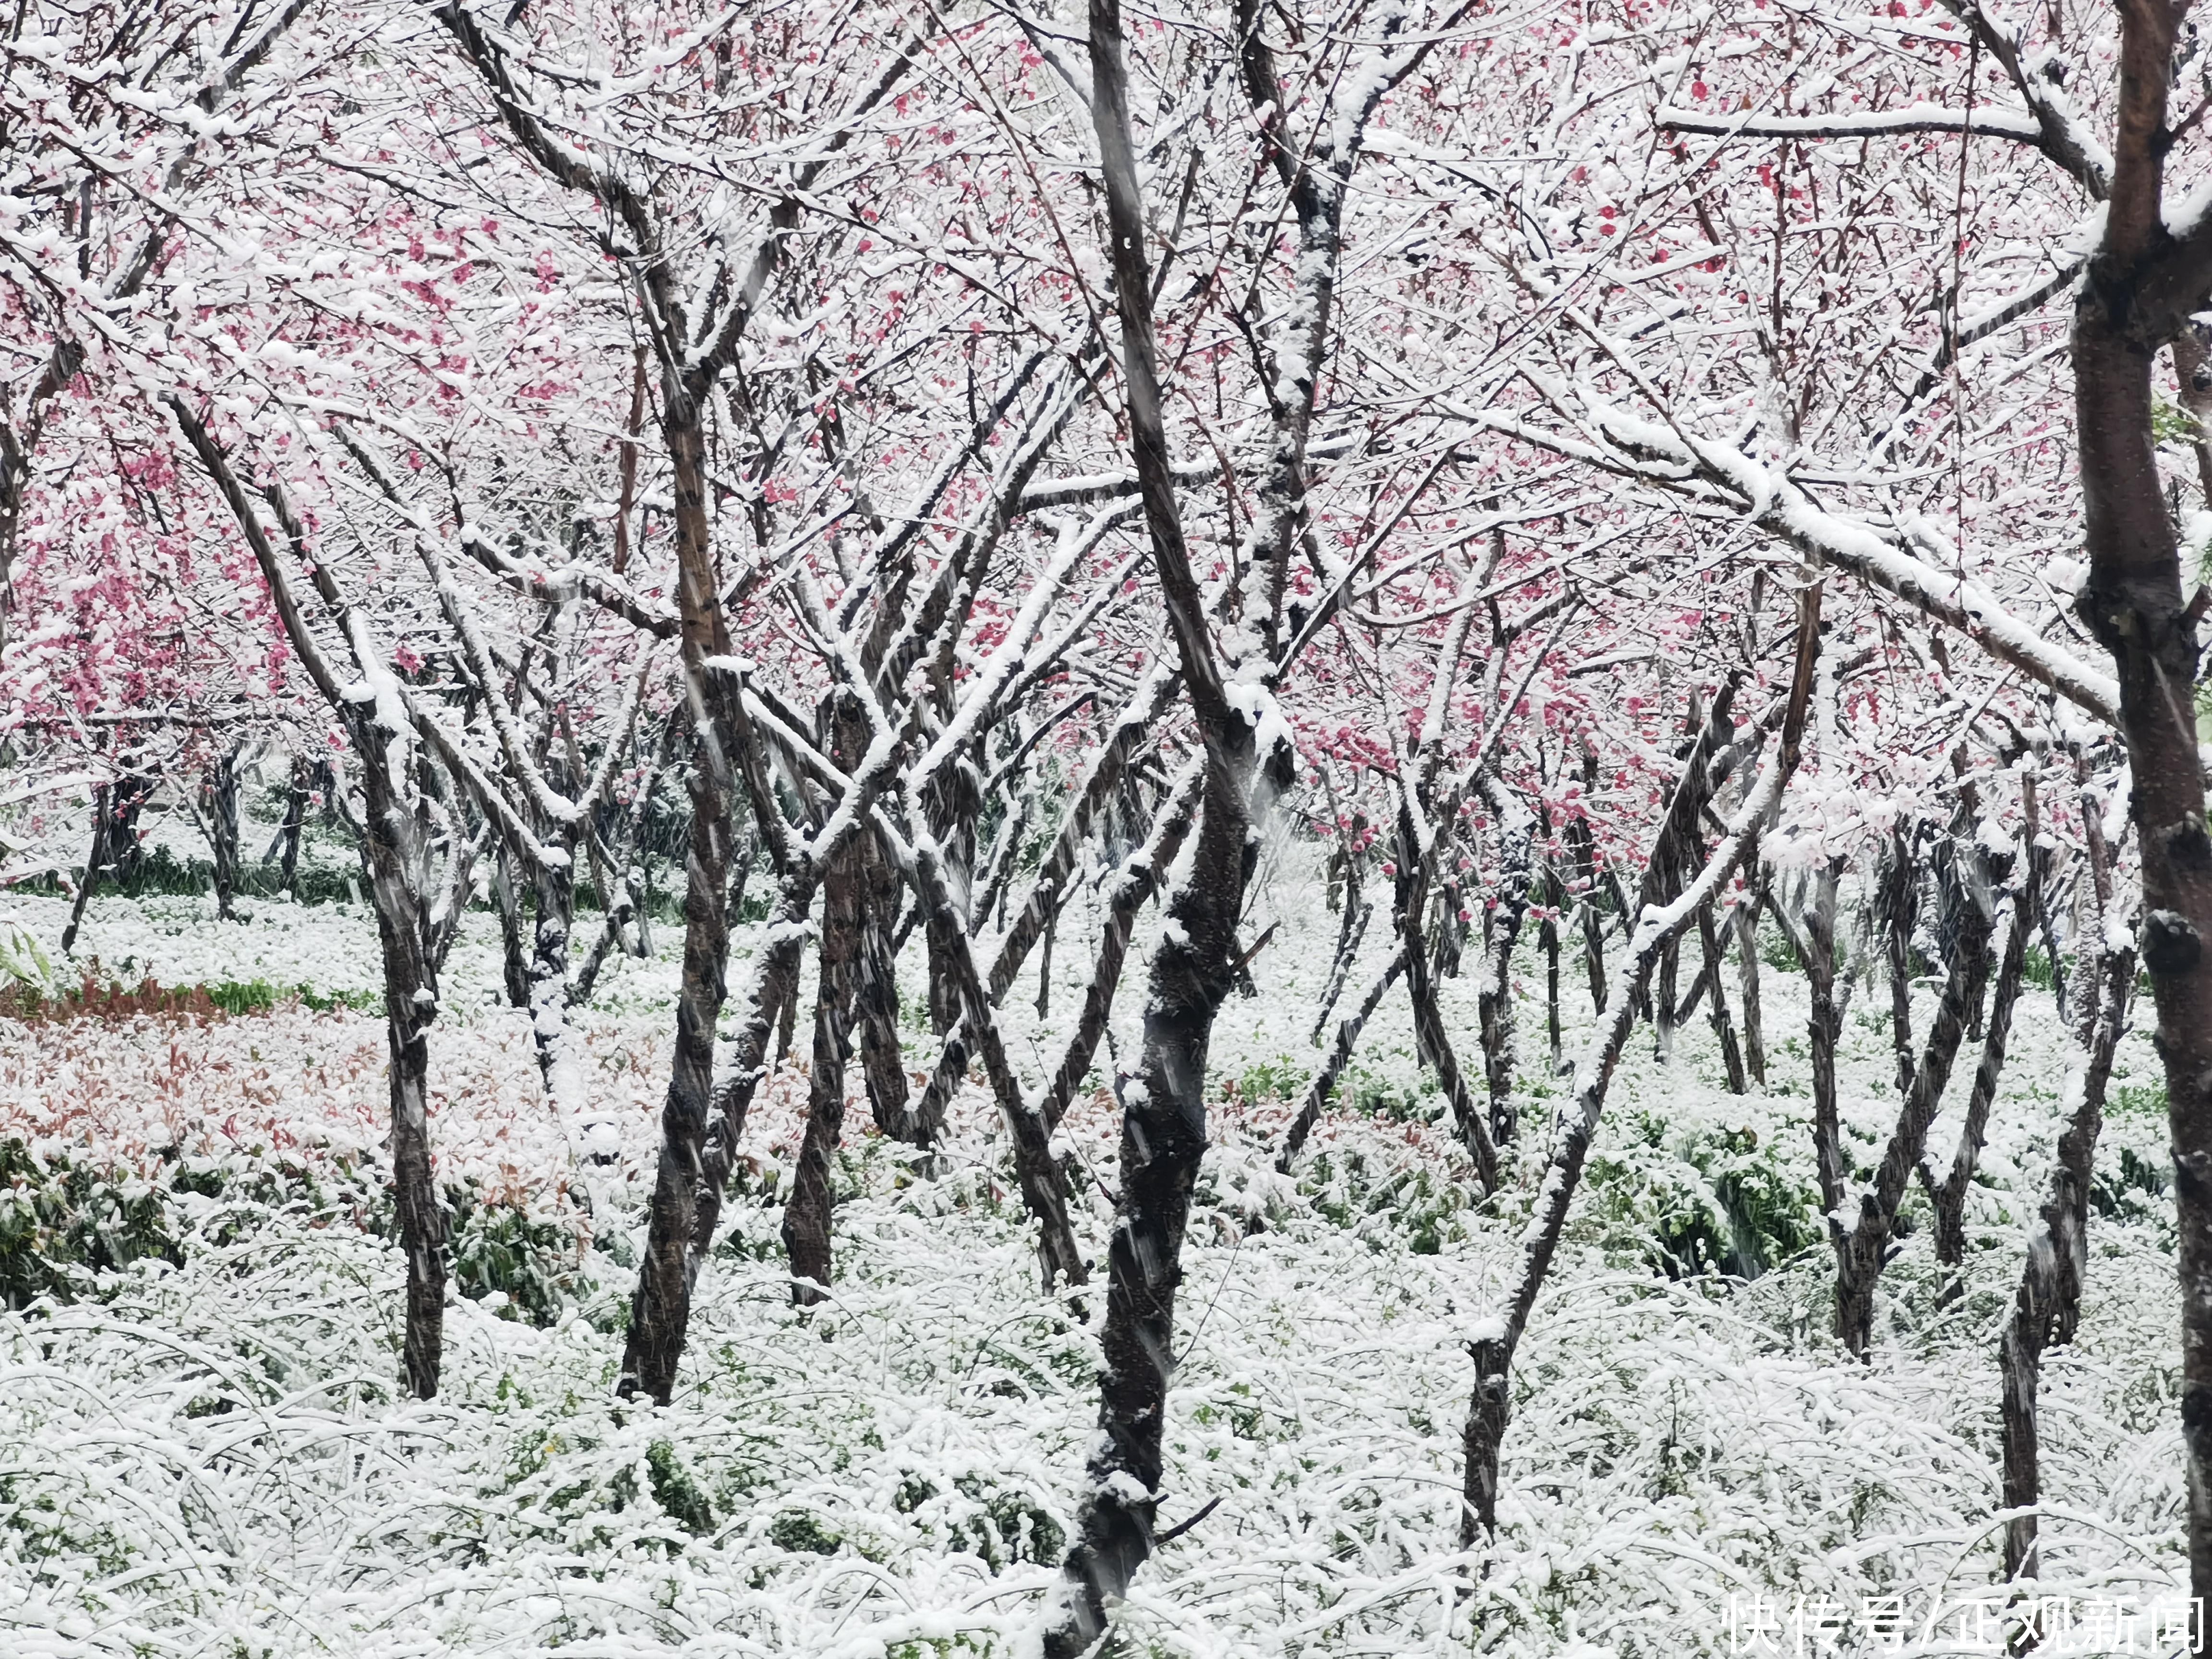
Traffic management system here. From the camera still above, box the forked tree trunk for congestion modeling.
[1310,881,1373,1044]
[783,816,866,1302]
[1461,604,1814,1544]
[1696,901,1749,1095]
[1404,905,1499,1190]
[1038,765,1201,1136]
[1831,839,2002,1358]
[902,817,1088,1291]
[62,775,150,956]
[1395,800,1499,1188]
[2000,942,2132,1584]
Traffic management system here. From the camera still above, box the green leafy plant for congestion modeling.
[0,1139,180,1309]
[1587,1111,1823,1281]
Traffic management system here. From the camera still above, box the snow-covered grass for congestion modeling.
[0,857,2190,1657]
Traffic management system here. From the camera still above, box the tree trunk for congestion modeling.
[60,784,110,958]
[1460,643,1811,1544]
[782,944,851,1305]
[1541,870,1563,1077]
[272,755,309,898]
[208,744,243,922]
[1881,822,1919,1101]
[2002,916,2133,1583]
[1832,838,2002,1357]
[854,830,919,1144]
[2072,95,2212,1588]
[1279,943,1409,1168]
[492,843,532,1010]
[527,853,608,1174]
[1804,863,1849,1223]
[354,741,448,1400]
[1406,909,1499,1189]
[2003,760,2129,1582]
[1931,856,2032,1274]
[1696,901,1749,1095]
[1474,776,1534,1142]
[1039,764,1201,1136]
[1734,877,1766,1086]
[1310,886,1373,1045]
[617,732,734,1403]
[905,826,1088,1291]
[1571,747,1607,1014]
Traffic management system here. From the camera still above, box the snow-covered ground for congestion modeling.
[0,840,2190,1658]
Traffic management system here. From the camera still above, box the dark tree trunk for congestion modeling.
[1310,887,1373,1045]
[775,957,799,1060]
[1405,908,1498,1188]
[108,777,148,887]
[914,679,1181,1136]
[906,825,1087,1290]
[1930,856,2032,1274]
[1475,778,1534,1142]
[782,944,851,1305]
[854,831,918,1144]
[1045,0,1347,1626]
[492,843,531,1010]
[1804,864,1849,1224]
[1036,894,1057,1019]
[1696,901,1749,1095]
[1039,765,1200,1136]
[1434,877,1469,980]
[1734,876,1766,1086]
[2002,940,2132,1582]
[62,775,151,955]
[1881,822,1920,1101]
[1571,747,1607,1013]
[1277,941,1407,1169]
[354,741,448,1400]
[207,745,243,922]
[526,853,595,1166]
[60,785,109,958]
[2069,34,2212,1583]
[1831,839,2003,1357]
[1310,810,1371,1043]
[271,755,308,898]
[1393,796,1500,1185]
[618,729,734,1403]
